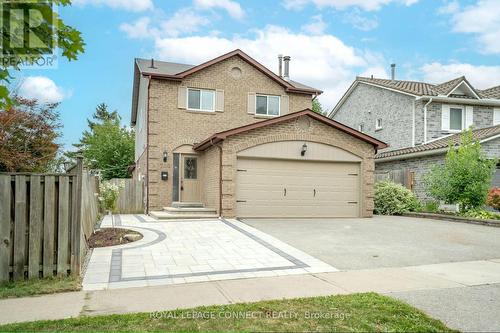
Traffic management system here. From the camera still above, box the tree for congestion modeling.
[69,104,134,180]
[424,129,497,212]
[1,0,85,108]
[312,99,325,115]
[0,97,61,172]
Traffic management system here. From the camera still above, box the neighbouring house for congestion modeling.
[130,49,386,218]
[330,71,500,201]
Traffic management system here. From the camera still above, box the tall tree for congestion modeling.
[69,104,134,180]
[0,97,61,172]
[1,0,85,108]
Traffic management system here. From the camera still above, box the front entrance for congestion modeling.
[180,154,200,202]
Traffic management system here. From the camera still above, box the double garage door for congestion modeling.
[236,158,361,218]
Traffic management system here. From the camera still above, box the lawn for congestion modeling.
[0,293,454,332]
[0,276,81,299]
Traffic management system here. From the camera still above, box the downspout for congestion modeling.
[146,75,151,214]
[209,138,223,217]
[412,99,415,147]
[423,98,433,144]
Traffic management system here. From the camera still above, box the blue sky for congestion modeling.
[12,0,500,150]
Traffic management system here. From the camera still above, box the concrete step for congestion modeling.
[150,211,219,220]
[163,207,217,215]
[171,202,204,208]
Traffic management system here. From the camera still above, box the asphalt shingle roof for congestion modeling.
[357,76,498,99]
[376,125,500,159]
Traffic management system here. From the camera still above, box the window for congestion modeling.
[184,157,197,179]
[187,88,215,111]
[358,124,364,132]
[256,95,280,116]
[376,118,382,130]
[450,107,463,131]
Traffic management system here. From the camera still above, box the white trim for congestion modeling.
[187,88,216,112]
[329,80,418,117]
[447,80,481,100]
[255,94,281,117]
[412,100,415,146]
[375,118,383,130]
[417,96,500,106]
[480,133,500,144]
[494,108,500,125]
[423,98,432,143]
[448,104,465,131]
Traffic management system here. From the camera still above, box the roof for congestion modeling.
[376,125,500,160]
[131,49,322,125]
[480,85,500,99]
[193,109,388,151]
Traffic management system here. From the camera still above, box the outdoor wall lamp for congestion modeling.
[301,143,308,156]
[163,150,168,162]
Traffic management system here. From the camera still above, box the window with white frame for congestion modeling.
[256,95,280,116]
[376,118,382,130]
[450,107,463,131]
[187,88,215,111]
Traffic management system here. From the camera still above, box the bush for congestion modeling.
[424,129,497,212]
[487,188,500,210]
[461,209,500,220]
[374,181,421,215]
[421,201,440,213]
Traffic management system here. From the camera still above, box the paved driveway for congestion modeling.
[241,215,500,270]
[83,215,335,290]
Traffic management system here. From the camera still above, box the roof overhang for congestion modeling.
[416,95,500,106]
[194,109,388,151]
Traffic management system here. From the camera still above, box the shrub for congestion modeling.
[374,181,421,215]
[424,129,497,212]
[98,181,124,213]
[487,187,500,210]
[421,201,440,213]
[461,209,500,220]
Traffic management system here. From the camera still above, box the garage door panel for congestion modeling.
[236,158,360,218]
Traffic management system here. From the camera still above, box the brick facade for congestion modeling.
[144,55,312,211]
[204,116,376,217]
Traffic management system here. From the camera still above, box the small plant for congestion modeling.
[98,181,124,228]
[421,201,440,213]
[487,187,500,210]
[374,181,421,215]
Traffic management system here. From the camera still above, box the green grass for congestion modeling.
[0,276,81,299]
[0,293,454,332]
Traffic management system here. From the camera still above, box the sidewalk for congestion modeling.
[1,258,500,327]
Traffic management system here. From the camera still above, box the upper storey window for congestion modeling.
[256,95,280,116]
[188,88,215,112]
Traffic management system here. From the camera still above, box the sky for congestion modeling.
[11,0,500,150]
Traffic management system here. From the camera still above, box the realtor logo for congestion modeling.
[0,0,57,69]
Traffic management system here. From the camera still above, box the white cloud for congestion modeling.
[73,0,153,11]
[446,0,500,54]
[420,62,500,89]
[437,0,459,14]
[121,9,211,39]
[282,0,418,11]
[17,76,66,103]
[343,9,378,30]
[153,25,385,109]
[301,15,327,35]
[194,0,245,19]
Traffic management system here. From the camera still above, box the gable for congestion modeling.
[447,81,480,99]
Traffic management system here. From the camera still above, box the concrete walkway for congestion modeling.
[2,258,500,331]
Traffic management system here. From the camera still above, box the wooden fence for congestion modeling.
[375,168,415,190]
[109,178,144,214]
[0,158,99,281]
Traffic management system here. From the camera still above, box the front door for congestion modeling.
[180,154,200,202]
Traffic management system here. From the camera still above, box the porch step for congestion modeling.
[163,207,218,215]
[150,210,218,220]
[171,202,204,208]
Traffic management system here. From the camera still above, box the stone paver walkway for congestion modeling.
[83,215,336,290]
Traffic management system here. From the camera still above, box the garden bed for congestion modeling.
[403,212,500,227]
[88,228,143,248]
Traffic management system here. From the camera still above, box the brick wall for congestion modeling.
[145,55,312,210]
[205,115,376,218]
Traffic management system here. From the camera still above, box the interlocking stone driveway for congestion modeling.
[83,215,336,290]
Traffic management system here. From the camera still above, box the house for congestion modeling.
[330,72,500,201]
[130,49,386,218]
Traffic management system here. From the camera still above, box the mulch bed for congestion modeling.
[88,228,143,248]
[403,212,500,227]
